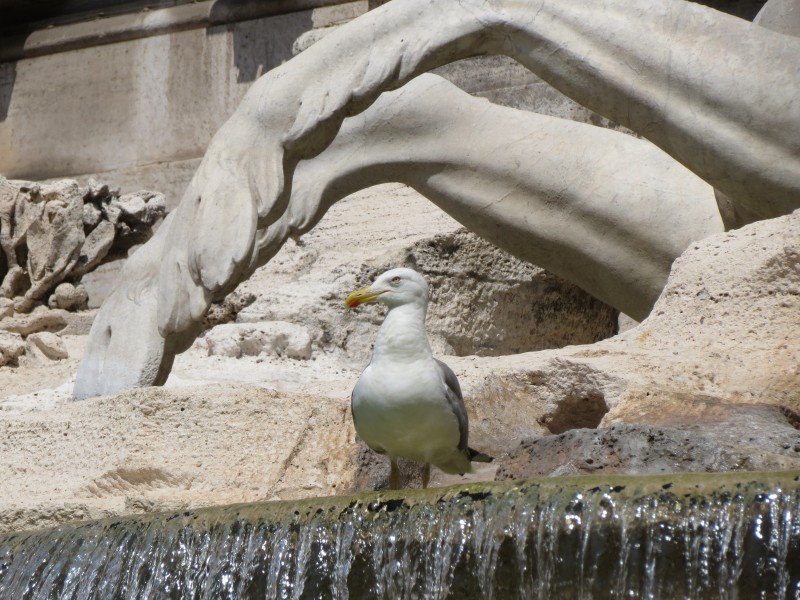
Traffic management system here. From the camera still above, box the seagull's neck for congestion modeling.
[372,302,432,364]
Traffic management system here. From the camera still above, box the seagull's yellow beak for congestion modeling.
[345,287,386,308]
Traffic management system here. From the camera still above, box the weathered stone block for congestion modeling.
[25,331,69,361]
[0,331,24,366]
[198,321,313,360]
[48,283,89,311]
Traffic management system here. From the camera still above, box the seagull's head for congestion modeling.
[345,267,429,309]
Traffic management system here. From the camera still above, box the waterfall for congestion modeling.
[1,472,799,599]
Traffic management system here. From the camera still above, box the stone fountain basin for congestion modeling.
[2,470,798,599]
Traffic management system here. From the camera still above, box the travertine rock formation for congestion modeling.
[0,176,165,366]
[0,176,165,313]
[47,283,89,311]
[226,227,619,369]
[2,202,797,533]
[490,208,800,477]
[382,229,619,357]
[0,385,356,534]
[0,330,24,367]
[196,321,313,360]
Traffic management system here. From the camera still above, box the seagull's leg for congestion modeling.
[390,459,400,490]
[422,463,431,489]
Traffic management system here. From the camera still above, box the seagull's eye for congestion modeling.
[391,276,401,285]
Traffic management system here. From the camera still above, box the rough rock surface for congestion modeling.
[497,408,800,480]
[200,291,257,331]
[0,175,161,372]
[25,332,69,362]
[0,307,68,336]
[369,230,619,356]
[47,283,89,311]
[0,175,165,312]
[235,225,618,366]
[485,209,800,478]
[0,299,12,320]
[0,385,357,534]
[196,322,313,360]
[0,188,797,534]
[0,331,24,367]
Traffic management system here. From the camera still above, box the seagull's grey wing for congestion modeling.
[350,364,371,429]
[350,389,358,427]
[434,358,469,454]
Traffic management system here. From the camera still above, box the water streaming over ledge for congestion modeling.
[1,471,799,599]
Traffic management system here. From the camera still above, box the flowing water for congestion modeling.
[1,472,799,599]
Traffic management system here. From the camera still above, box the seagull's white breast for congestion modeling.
[352,358,461,465]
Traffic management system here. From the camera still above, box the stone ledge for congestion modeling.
[1,471,798,598]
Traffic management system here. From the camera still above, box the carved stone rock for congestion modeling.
[25,331,69,361]
[0,308,68,336]
[0,175,165,314]
[3,208,799,529]
[196,322,313,360]
[200,291,257,331]
[0,331,24,367]
[48,283,89,312]
[0,299,12,320]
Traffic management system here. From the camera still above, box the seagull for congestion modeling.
[345,267,491,489]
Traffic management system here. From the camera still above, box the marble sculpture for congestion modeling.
[74,0,800,399]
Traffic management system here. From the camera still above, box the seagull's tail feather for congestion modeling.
[468,447,494,463]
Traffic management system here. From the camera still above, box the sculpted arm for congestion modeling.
[155,0,501,338]
[159,0,800,338]
[75,0,798,397]
[76,0,501,399]
[283,75,722,320]
[490,0,800,220]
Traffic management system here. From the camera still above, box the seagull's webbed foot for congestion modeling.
[422,463,431,489]
[390,458,400,490]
